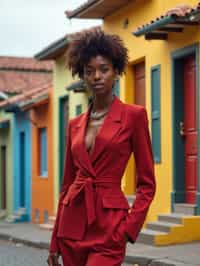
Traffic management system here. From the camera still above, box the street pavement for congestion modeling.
[0,239,132,266]
[0,222,199,266]
[0,239,48,266]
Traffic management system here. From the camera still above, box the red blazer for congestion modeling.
[50,96,156,252]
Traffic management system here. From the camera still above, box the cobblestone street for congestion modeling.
[0,240,49,266]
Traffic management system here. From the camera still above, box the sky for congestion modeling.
[0,0,102,57]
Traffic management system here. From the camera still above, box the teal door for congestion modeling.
[19,132,25,207]
[59,96,69,190]
[1,145,7,209]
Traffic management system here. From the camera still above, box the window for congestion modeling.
[44,210,49,223]
[34,209,40,223]
[76,104,82,116]
[113,79,120,97]
[39,127,47,176]
[151,65,161,163]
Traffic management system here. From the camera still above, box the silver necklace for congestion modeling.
[90,109,108,120]
[90,95,114,120]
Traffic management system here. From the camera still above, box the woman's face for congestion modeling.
[83,55,117,97]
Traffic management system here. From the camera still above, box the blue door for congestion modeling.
[19,132,25,207]
[13,111,31,221]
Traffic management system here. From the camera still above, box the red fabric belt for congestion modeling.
[63,176,121,226]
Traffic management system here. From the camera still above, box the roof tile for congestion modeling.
[0,56,54,71]
[0,70,52,93]
[0,83,51,109]
[135,3,200,32]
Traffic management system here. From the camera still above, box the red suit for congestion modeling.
[50,96,156,266]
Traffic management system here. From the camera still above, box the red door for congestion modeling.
[1,146,7,209]
[183,55,197,204]
[134,62,146,106]
[133,62,146,192]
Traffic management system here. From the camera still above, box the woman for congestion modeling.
[47,29,156,266]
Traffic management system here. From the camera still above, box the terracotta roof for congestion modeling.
[20,89,49,111]
[0,70,52,93]
[65,0,130,19]
[35,26,101,60]
[0,56,54,72]
[134,3,200,40]
[0,83,51,109]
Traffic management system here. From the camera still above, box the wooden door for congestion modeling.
[1,146,6,209]
[183,55,197,204]
[134,62,146,106]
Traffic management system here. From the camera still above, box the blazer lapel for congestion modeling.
[90,96,123,164]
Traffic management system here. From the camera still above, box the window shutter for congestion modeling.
[151,65,161,163]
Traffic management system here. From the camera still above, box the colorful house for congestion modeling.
[0,84,54,223]
[0,57,53,222]
[67,0,200,245]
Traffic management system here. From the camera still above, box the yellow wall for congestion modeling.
[103,0,200,222]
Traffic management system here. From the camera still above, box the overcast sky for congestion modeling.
[0,0,102,57]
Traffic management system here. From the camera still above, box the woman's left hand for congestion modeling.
[46,253,61,266]
[123,233,129,243]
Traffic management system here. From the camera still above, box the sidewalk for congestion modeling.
[0,222,199,266]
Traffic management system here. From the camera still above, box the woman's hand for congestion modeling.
[47,252,61,266]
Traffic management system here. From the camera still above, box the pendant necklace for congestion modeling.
[90,109,108,120]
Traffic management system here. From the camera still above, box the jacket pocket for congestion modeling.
[102,196,129,209]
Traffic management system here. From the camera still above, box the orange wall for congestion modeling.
[31,88,54,223]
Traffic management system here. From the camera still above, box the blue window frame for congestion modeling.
[39,127,47,176]
[151,65,161,163]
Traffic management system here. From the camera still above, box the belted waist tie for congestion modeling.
[63,176,121,227]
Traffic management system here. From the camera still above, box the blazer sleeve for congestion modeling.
[120,107,156,243]
[49,120,76,252]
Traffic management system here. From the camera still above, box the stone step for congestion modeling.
[48,216,56,225]
[136,229,167,245]
[5,215,17,223]
[174,203,196,215]
[146,221,183,233]
[5,210,27,222]
[13,208,26,215]
[39,223,54,230]
[18,207,26,213]
[158,213,187,224]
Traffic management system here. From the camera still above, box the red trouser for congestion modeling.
[57,188,127,266]
[58,238,126,266]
